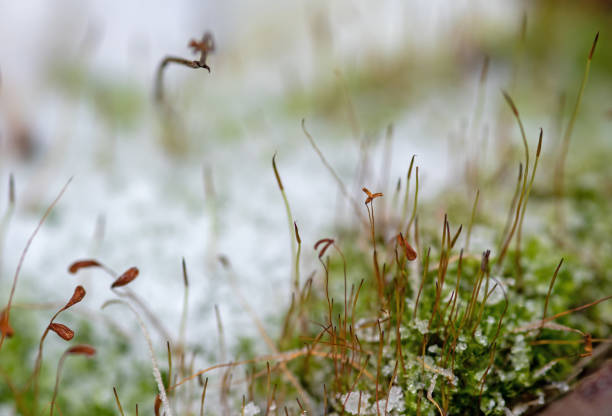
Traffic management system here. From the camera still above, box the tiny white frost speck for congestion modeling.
[427,344,441,354]
[243,402,261,416]
[386,386,405,412]
[474,369,486,381]
[534,359,559,378]
[417,356,458,385]
[510,335,530,371]
[414,318,429,334]
[341,391,370,415]
[550,381,570,393]
[382,362,395,376]
[474,328,488,346]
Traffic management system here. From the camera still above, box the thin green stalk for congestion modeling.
[167,341,173,391]
[502,91,530,181]
[478,342,497,405]
[406,166,419,235]
[542,259,564,325]
[302,119,367,225]
[113,387,125,416]
[199,377,208,416]
[464,251,489,327]
[465,189,479,252]
[401,155,416,226]
[498,163,522,252]
[179,258,189,350]
[294,222,301,294]
[472,268,491,336]
[555,32,599,222]
[413,247,431,319]
[272,154,298,290]
[515,130,543,285]
[497,92,530,269]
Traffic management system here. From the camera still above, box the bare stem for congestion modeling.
[302,119,367,225]
[155,56,209,103]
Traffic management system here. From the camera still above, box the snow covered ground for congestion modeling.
[0,0,519,359]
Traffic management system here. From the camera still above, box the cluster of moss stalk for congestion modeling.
[0,29,610,416]
[255,32,609,415]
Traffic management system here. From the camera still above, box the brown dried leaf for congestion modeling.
[67,344,96,356]
[0,308,14,338]
[49,323,74,341]
[68,259,102,274]
[63,285,86,311]
[111,267,139,289]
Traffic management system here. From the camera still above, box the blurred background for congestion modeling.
[1,0,611,413]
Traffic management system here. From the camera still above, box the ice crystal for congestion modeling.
[414,318,429,334]
[341,391,370,415]
[474,328,488,346]
[243,402,261,416]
